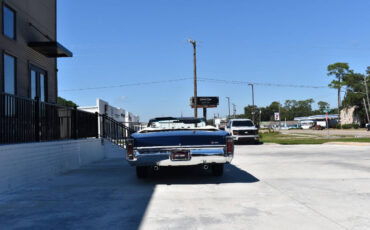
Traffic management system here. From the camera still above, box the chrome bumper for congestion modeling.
[233,135,259,141]
[127,147,233,166]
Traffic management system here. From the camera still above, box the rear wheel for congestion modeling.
[136,166,148,179]
[212,164,224,177]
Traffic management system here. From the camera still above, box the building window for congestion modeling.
[40,73,45,102]
[30,70,36,99]
[29,66,47,102]
[3,5,16,39]
[4,53,16,94]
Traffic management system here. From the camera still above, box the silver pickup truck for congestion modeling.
[126,117,234,178]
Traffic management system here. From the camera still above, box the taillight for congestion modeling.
[126,139,134,160]
[226,137,234,156]
[233,130,238,135]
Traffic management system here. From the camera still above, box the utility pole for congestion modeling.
[226,97,231,119]
[363,98,370,123]
[248,83,255,123]
[259,109,262,127]
[278,102,281,130]
[364,76,370,115]
[189,39,198,118]
[232,103,236,118]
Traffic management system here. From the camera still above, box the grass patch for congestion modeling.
[260,132,370,145]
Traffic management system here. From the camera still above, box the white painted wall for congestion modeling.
[0,138,125,193]
[79,98,127,123]
[340,106,361,125]
[79,98,133,136]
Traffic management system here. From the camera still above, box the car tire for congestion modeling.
[212,164,224,177]
[136,166,148,179]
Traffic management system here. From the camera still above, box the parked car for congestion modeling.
[126,117,234,178]
[313,125,324,130]
[300,120,315,129]
[214,118,227,130]
[366,123,370,131]
[225,119,259,144]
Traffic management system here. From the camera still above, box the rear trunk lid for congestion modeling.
[131,130,228,147]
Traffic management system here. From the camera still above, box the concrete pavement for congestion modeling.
[0,144,369,230]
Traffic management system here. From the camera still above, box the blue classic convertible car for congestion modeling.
[126,117,234,178]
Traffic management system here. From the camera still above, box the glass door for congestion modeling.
[29,65,47,102]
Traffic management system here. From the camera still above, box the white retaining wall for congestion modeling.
[0,138,124,193]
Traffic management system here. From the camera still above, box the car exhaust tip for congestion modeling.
[153,166,159,171]
[203,164,209,170]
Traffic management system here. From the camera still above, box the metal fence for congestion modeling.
[0,93,98,144]
[99,114,134,148]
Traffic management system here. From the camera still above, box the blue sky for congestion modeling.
[57,0,370,121]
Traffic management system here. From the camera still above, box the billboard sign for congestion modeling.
[274,112,280,121]
[190,97,219,108]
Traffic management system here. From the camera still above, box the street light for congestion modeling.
[225,97,231,119]
[248,83,255,123]
[232,103,236,118]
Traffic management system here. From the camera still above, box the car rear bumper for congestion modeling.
[128,148,233,166]
[232,135,259,142]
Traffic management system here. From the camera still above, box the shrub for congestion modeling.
[339,124,360,129]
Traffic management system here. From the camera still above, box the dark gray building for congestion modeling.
[0,0,72,103]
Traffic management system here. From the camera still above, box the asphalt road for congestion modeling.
[1,144,370,230]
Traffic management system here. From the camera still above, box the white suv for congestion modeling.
[225,119,259,144]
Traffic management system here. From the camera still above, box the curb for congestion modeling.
[324,142,370,146]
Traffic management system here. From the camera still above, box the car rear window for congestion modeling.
[232,120,254,127]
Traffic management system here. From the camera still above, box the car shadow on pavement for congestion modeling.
[0,159,259,230]
[141,164,259,185]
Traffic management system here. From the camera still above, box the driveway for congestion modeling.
[0,144,369,230]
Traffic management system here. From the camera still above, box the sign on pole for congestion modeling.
[324,109,330,138]
[274,112,280,121]
[190,97,219,108]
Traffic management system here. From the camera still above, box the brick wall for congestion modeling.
[0,138,124,193]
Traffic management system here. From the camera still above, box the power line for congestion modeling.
[198,77,328,89]
[60,76,330,92]
[60,78,192,92]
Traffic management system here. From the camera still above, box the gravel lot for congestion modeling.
[0,144,370,230]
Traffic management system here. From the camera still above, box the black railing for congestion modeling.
[99,114,134,148]
[0,93,98,144]
[124,121,146,133]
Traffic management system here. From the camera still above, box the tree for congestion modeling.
[295,99,314,117]
[365,67,370,116]
[342,71,369,124]
[57,97,78,107]
[317,101,330,113]
[241,98,316,122]
[327,63,351,114]
[243,105,254,120]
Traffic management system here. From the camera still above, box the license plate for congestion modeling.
[170,150,191,161]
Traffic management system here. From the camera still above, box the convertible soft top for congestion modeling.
[147,117,205,127]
